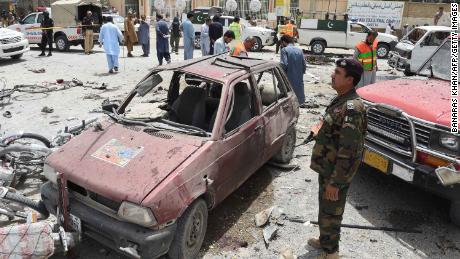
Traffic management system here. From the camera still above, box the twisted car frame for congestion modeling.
[40,55,299,258]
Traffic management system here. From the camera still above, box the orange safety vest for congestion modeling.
[229,42,247,57]
[284,23,294,37]
[356,40,378,71]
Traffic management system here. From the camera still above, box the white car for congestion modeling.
[193,15,276,51]
[388,26,451,75]
[102,14,125,32]
[298,20,398,58]
[0,28,29,59]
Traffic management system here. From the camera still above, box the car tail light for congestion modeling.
[417,152,450,168]
[77,26,81,35]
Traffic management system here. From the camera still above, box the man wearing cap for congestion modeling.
[124,12,138,57]
[82,11,94,55]
[307,58,367,259]
[354,31,378,87]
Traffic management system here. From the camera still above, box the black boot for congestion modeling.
[47,52,52,57]
[39,52,45,56]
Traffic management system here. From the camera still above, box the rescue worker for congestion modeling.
[124,12,138,57]
[308,58,367,259]
[228,16,243,42]
[280,35,306,105]
[214,30,235,55]
[39,11,54,57]
[229,36,256,57]
[276,18,289,54]
[354,31,378,87]
[82,10,94,55]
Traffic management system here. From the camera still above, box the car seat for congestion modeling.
[225,82,252,132]
[169,86,207,129]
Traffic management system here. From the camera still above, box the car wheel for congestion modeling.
[168,199,208,259]
[55,35,69,52]
[11,54,23,59]
[311,41,325,55]
[377,43,390,59]
[403,65,414,76]
[450,201,460,226]
[195,36,201,49]
[251,37,262,52]
[272,126,296,164]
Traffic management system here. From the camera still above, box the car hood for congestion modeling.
[0,28,21,39]
[357,79,450,126]
[45,121,204,204]
[394,40,415,52]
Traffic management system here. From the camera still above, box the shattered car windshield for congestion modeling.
[418,39,450,81]
[404,28,427,44]
[120,70,223,136]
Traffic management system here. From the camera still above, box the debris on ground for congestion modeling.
[71,78,84,86]
[41,106,54,113]
[28,68,46,73]
[304,54,334,65]
[2,111,12,118]
[255,207,274,227]
[83,94,103,100]
[56,79,64,84]
[279,247,297,259]
[300,99,320,109]
[263,225,278,244]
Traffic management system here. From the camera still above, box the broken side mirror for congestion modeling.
[136,73,163,97]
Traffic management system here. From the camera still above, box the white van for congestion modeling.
[388,26,451,75]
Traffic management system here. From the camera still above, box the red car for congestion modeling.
[41,56,299,258]
[358,38,460,225]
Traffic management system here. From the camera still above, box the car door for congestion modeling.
[21,13,41,44]
[210,76,264,204]
[254,67,288,161]
[347,23,368,49]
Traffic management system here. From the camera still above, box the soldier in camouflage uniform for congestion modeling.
[308,59,367,259]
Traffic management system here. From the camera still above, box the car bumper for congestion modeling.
[40,182,176,259]
[388,51,408,70]
[0,39,29,58]
[363,142,460,201]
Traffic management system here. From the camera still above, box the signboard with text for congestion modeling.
[347,0,405,29]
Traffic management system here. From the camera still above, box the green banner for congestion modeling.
[317,20,347,32]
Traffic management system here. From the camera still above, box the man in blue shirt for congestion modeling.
[280,35,306,105]
[181,12,195,60]
[99,16,123,73]
[155,14,170,65]
[213,30,235,55]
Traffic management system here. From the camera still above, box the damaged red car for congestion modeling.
[40,56,299,258]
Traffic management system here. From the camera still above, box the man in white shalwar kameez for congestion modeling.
[99,16,123,73]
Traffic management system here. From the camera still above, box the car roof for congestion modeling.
[417,26,451,31]
[159,55,277,82]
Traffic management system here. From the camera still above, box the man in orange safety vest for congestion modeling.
[354,31,378,87]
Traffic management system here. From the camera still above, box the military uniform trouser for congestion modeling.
[41,33,53,53]
[318,174,349,254]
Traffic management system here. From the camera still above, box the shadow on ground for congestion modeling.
[347,164,460,257]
